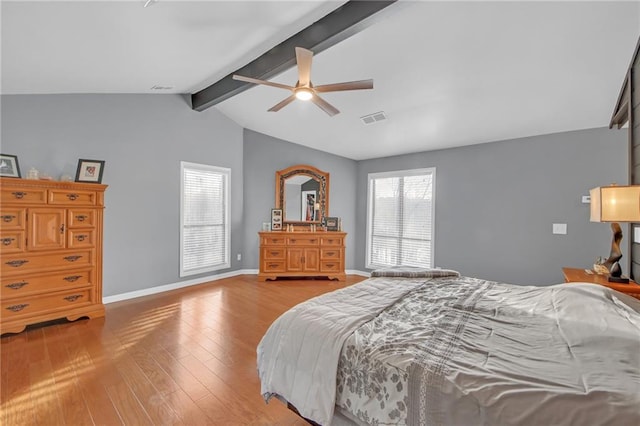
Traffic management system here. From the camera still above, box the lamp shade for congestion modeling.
[590,185,640,223]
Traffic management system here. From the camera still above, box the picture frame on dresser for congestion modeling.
[75,159,105,183]
[271,208,283,231]
[0,154,21,178]
[325,216,340,231]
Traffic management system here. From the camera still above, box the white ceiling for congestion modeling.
[2,1,639,160]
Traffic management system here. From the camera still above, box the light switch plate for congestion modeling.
[553,223,567,235]
[634,227,640,244]
[581,195,591,204]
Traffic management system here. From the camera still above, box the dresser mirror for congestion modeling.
[275,165,329,225]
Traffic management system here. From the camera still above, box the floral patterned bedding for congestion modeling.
[334,276,640,426]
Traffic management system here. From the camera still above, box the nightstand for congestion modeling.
[562,267,640,300]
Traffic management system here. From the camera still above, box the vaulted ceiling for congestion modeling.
[2,1,639,160]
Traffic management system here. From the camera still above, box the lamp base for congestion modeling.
[608,275,630,284]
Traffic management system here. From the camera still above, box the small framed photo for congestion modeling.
[75,159,105,183]
[271,208,283,231]
[0,154,21,178]
[325,216,340,231]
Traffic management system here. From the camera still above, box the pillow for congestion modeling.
[370,266,460,278]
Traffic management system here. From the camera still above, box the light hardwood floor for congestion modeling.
[1,274,366,425]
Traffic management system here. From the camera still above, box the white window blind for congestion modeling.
[180,162,230,277]
[366,168,435,269]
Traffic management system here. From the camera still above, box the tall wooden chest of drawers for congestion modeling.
[258,231,346,281]
[1,178,107,334]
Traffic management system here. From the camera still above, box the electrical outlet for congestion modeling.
[237,253,242,261]
[552,223,567,235]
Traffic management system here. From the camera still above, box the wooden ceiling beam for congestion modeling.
[191,0,397,112]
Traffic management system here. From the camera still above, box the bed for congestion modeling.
[257,268,640,425]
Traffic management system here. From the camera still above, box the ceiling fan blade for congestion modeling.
[233,74,294,91]
[310,94,339,117]
[314,79,374,93]
[268,94,297,112]
[295,47,313,87]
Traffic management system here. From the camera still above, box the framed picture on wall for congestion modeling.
[0,154,21,178]
[75,159,105,183]
[271,208,283,231]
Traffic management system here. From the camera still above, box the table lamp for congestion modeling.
[590,185,640,283]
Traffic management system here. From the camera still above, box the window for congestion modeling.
[366,168,435,269]
[180,162,230,276]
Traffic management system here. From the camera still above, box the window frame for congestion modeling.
[365,167,436,270]
[180,161,231,277]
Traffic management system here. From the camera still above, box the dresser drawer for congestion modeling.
[321,236,343,246]
[321,248,342,260]
[1,188,47,204]
[1,269,92,298]
[2,288,92,320]
[2,250,93,275]
[49,189,98,206]
[0,231,25,254]
[320,260,342,272]
[0,208,26,229]
[263,247,285,260]
[67,229,95,248]
[67,209,96,227]
[262,260,286,272]
[262,235,286,245]
[287,236,320,246]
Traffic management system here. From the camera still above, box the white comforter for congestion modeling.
[257,276,432,424]
[257,274,640,425]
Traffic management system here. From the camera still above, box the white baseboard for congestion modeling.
[348,269,371,277]
[103,268,369,304]
[102,269,257,304]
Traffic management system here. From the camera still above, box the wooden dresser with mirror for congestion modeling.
[258,165,346,281]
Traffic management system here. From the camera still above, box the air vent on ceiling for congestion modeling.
[360,111,387,125]
[150,85,173,91]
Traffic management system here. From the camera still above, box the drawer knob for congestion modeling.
[6,281,28,290]
[63,294,83,302]
[75,235,87,242]
[76,215,87,222]
[1,237,15,246]
[1,215,16,223]
[327,239,334,243]
[63,255,82,262]
[11,191,26,199]
[63,275,82,282]
[6,303,29,312]
[290,239,296,243]
[270,251,279,256]
[326,251,335,256]
[310,239,317,243]
[326,263,335,268]
[6,259,28,267]
[67,193,79,201]
[268,263,279,268]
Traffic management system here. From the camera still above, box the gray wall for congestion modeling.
[242,129,358,269]
[1,93,630,293]
[355,127,629,285]
[1,94,244,297]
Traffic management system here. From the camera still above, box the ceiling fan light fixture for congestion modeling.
[295,88,313,101]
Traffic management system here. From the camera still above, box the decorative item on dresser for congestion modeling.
[562,267,640,300]
[0,177,107,334]
[258,231,346,281]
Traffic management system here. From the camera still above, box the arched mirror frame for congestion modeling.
[275,164,329,226]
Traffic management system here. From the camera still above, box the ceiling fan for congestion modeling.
[232,47,373,117]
